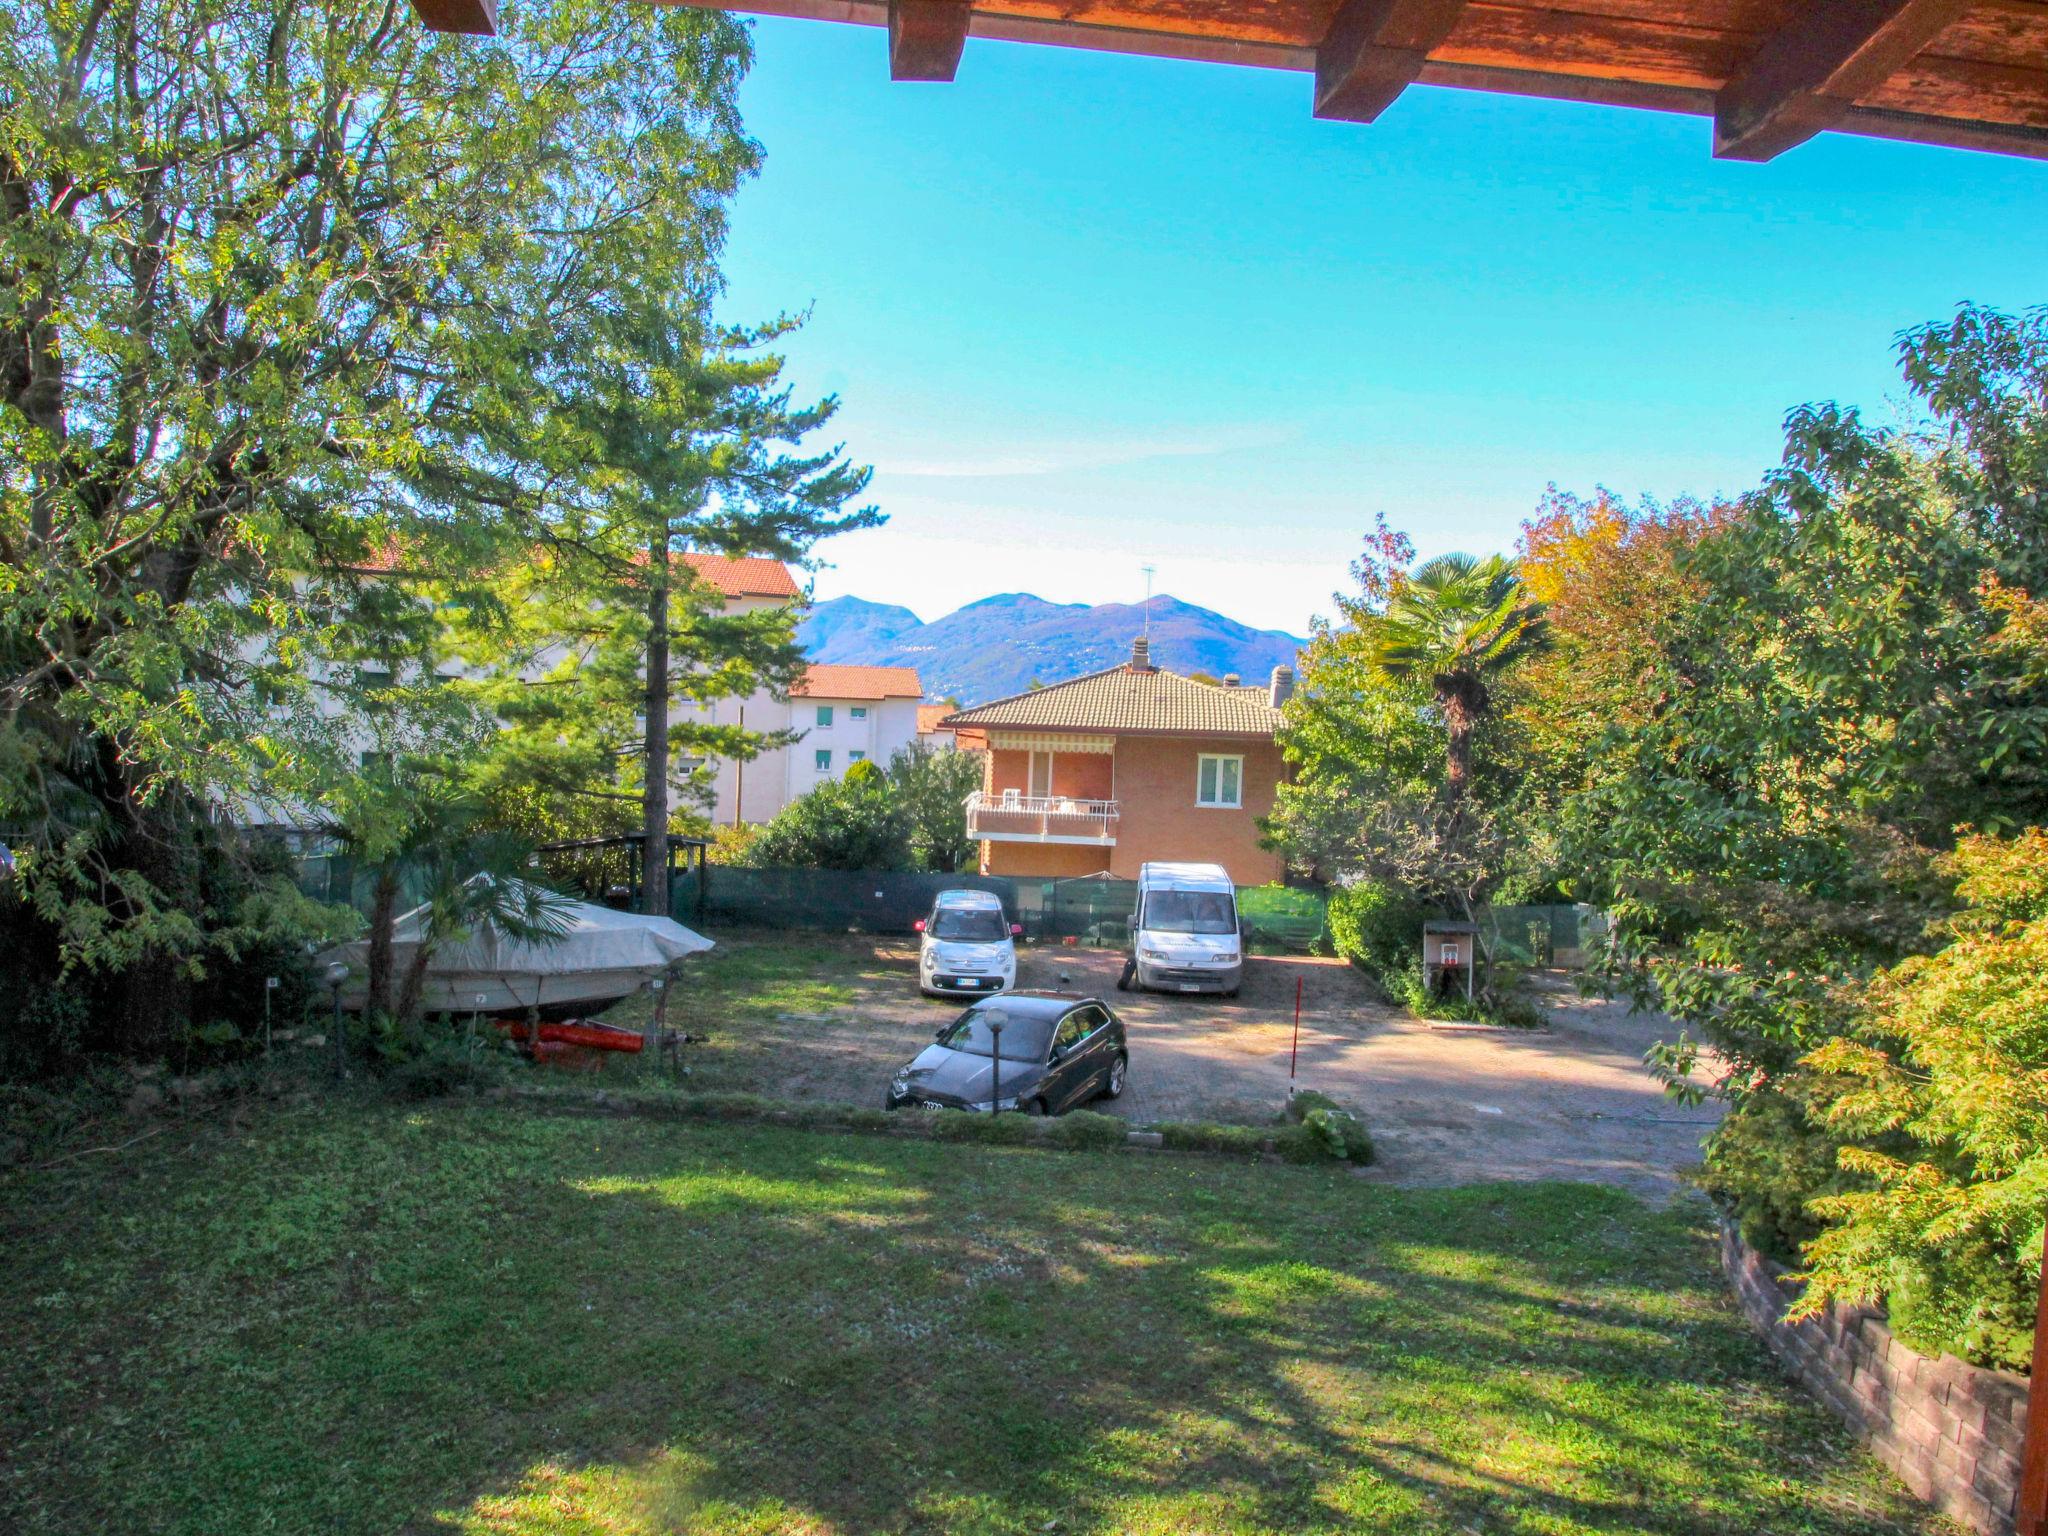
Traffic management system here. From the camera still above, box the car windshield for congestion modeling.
[1144,890,1237,935]
[931,909,1006,941]
[936,1006,1053,1061]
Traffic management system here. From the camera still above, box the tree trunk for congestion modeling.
[366,865,399,1019]
[1436,671,1484,820]
[395,940,435,1030]
[641,532,671,918]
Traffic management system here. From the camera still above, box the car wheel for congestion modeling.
[1023,1096,1050,1117]
[1102,1052,1127,1100]
[1116,958,1136,992]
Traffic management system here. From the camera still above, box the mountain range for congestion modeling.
[800,592,1308,705]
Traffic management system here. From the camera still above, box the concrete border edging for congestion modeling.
[1719,1216,2028,1534]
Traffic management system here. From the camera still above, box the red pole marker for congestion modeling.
[1290,975,1303,1085]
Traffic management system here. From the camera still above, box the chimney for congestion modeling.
[1130,635,1154,672]
[1268,665,1295,708]
[1223,673,1241,688]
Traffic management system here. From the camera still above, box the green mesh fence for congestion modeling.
[677,867,1329,953]
[1475,904,1607,966]
[674,866,1020,935]
[1236,885,1331,954]
[1031,877,1138,946]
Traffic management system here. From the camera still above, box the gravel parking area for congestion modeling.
[641,929,1719,1199]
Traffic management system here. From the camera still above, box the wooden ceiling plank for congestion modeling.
[890,0,971,79]
[1713,0,1976,160]
[1314,0,1470,121]
[409,0,497,34]
[1439,5,1749,90]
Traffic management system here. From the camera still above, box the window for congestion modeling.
[814,749,832,772]
[354,662,392,691]
[850,706,867,720]
[931,907,1006,941]
[1196,754,1244,808]
[848,750,865,763]
[1029,750,1053,798]
[815,705,834,727]
[358,750,391,770]
[1053,1013,1087,1055]
[1056,1006,1107,1054]
[1141,890,1236,935]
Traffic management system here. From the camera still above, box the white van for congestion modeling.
[915,888,1020,998]
[1121,862,1243,996]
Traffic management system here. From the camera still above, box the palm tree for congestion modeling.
[1360,553,1547,817]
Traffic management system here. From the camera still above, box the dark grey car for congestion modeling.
[885,992,1128,1115]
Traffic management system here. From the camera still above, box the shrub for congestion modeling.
[1696,1087,1850,1263]
[1157,1121,1273,1157]
[1787,829,2048,1371]
[1327,880,1425,981]
[887,742,982,872]
[706,822,761,867]
[1155,1098,1375,1166]
[747,776,913,870]
[1284,1090,1375,1164]
[928,1111,1039,1146]
[1048,1109,1130,1151]
[380,1028,516,1100]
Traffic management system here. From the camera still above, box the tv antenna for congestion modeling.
[1140,564,1156,642]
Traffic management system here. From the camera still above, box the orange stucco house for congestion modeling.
[940,638,1293,887]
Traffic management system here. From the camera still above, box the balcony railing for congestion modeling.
[964,791,1120,845]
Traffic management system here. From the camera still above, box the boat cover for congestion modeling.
[319,879,713,1009]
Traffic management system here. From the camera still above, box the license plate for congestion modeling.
[1178,983,1201,993]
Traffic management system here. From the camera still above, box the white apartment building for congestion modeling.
[663,561,925,826]
[694,660,924,826]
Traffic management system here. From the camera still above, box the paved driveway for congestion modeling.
[652,931,1719,1199]
[1009,943,1721,1200]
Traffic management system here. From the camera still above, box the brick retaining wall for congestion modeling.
[1719,1217,2029,1534]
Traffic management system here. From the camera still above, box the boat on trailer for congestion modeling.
[319,882,714,1019]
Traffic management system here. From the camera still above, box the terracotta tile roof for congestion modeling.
[679,553,802,600]
[794,664,924,701]
[941,665,1282,738]
[917,704,956,735]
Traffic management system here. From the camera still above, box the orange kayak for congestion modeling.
[494,1018,645,1053]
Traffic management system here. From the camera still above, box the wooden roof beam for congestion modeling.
[409,0,497,34]
[1714,0,1975,162]
[890,0,970,80]
[1314,0,1470,123]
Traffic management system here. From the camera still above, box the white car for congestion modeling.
[916,889,1020,998]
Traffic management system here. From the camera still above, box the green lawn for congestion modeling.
[599,933,903,1097]
[1,1103,1949,1536]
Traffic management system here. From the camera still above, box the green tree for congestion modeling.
[1356,552,1547,819]
[0,0,777,1049]
[454,292,877,916]
[1571,305,2048,1109]
[1513,487,1731,795]
[1271,524,1544,921]
[888,742,981,872]
[748,774,912,871]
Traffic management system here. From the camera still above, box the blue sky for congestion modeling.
[715,18,2048,636]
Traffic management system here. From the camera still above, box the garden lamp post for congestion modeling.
[325,960,349,1080]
